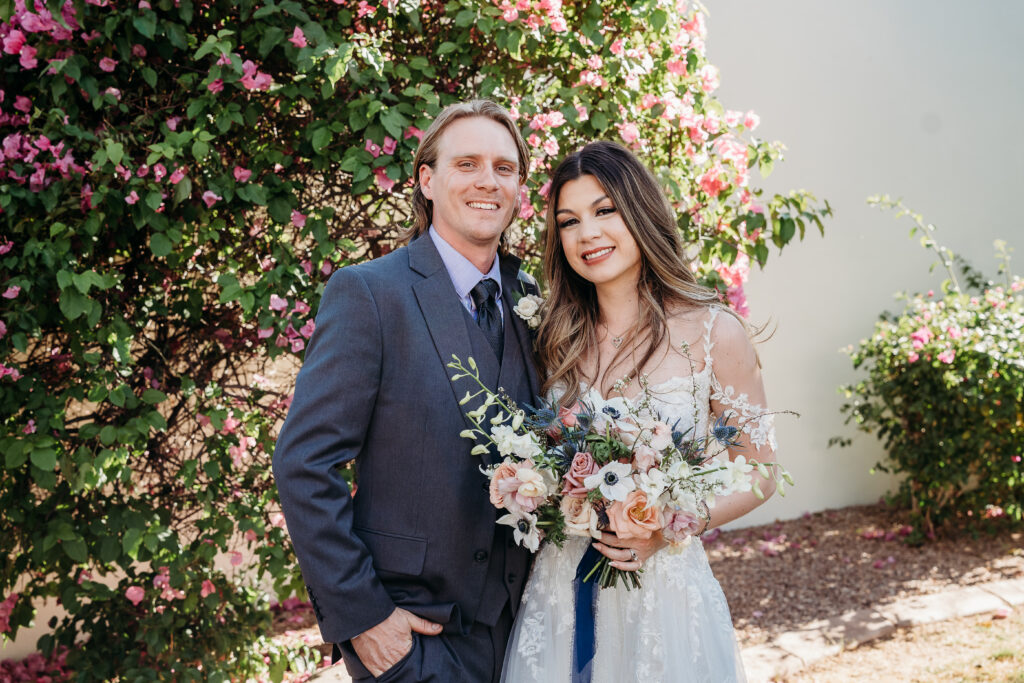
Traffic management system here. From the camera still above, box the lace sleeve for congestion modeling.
[709,377,777,452]
[703,307,777,454]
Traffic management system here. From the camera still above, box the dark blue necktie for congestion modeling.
[470,278,503,360]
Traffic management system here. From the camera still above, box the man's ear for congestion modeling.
[418,164,434,200]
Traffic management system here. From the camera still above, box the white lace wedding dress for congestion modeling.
[502,308,775,683]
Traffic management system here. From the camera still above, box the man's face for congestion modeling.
[419,116,521,259]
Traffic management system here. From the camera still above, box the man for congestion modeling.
[273,99,540,683]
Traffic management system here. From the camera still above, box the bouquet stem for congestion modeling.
[583,555,643,590]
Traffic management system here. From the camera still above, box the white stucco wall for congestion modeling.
[707,1,1024,527]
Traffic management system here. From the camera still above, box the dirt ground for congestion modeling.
[705,502,1024,647]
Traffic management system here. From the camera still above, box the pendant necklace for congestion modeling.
[601,322,632,349]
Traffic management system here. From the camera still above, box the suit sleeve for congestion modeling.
[272,266,395,643]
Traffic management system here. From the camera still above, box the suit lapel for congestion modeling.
[500,258,542,401]
[409,236,499,465]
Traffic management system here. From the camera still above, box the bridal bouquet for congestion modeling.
[447,355,791,589]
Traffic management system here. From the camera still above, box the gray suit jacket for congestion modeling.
[273,234,541,647]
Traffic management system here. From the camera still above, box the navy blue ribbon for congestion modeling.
[572,545,602,683]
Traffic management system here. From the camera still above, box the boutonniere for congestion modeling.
[512,293,544,330]
[512,271,544,331]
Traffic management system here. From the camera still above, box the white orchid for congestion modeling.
[583,461,635,501]
[491,424,542,460]
[637,468,670,506]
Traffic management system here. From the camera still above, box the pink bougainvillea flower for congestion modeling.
[230,551,243,566]
[153,163,166,182]
[0,240,13,255]
[269,294,288,311]
[2,30,25,55]
[22,419,35,434]
[258,327,273,339]
[381,136,397,155]
[19,45,38,69]
[744,111,760,130]
[292,300,310,315]
[321,262,333,276]
[233,166,252,182]
[404,125,424,141]
[299,319,315,338]
[364,139,381,158]
[240,60,272,91]
[131,43,147,57]
[373,166,395,192]
[201,190,221,208]
[13,96,31,113]
[169,167,185,184]
[907,352,919,363]
[0,321,6,339]
[288,26,307,48]
[125,190,139,205]
[617,122,639,144]
[207,78,224,93]
[290,338,306,353]
[937,348,956,364]
[99,57,118,72]
[3,286,21,299]
[291,210,306,228]
[200,580,216,598]
[125,586,145,605]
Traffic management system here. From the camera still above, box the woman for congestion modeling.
[502,142,777,682]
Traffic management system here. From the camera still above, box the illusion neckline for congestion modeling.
[581,364,713,404]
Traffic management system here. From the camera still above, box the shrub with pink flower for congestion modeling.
[839,199,1024,540]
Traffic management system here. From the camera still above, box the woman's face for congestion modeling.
[555,174,642,292]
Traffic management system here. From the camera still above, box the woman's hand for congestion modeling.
[592,530,668,572]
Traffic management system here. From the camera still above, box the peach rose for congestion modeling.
[561,451,599,498]
[547,402,583,439]
[489,459,529,510]
[607,489,663,540]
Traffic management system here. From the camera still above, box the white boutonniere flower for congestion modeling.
[513,294,544,330]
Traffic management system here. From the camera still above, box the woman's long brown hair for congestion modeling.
[537,141,740,407]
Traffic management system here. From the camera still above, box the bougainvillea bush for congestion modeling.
[0,0,828,677]
[839,199,1024,541]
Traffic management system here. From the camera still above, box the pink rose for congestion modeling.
[125,586,145,605]
[489,459,523,509]
[607,490,662,540]
[561,496,598,538]
[632,445,658,473]
[662,508,703,543]
[561,451,599,498]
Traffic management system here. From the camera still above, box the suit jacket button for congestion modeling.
[474,549,488,563]
[506,572,517,583]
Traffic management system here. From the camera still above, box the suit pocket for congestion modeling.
[354,527,428,576]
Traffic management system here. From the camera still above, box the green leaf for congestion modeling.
[651,9,668,31]
[150,232,172,257]
[31,448,57,471]
[259,26,285,58]
[380,108,409,140]
[105,141,124,166]
[173,176,193,204]
[123,527,142,559]
[142,67,157,88]
[59,288,90,321]
[268,197,292,224]
[437,42,457,55]
[133,13,157,39]
[591,112,609,131]
[141,389,168,405]
[311,127,332,154]
[63,538,88,563]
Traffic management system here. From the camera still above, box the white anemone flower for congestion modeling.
[498,511,541,552]
[583,461,636,501]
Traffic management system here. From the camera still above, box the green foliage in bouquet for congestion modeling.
[838,198,1024,540]
[0,0,827,676]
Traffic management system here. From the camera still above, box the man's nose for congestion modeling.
[475,165,500,190]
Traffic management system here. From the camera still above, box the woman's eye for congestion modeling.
[557,217,578,229]
[596,206,617,216]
